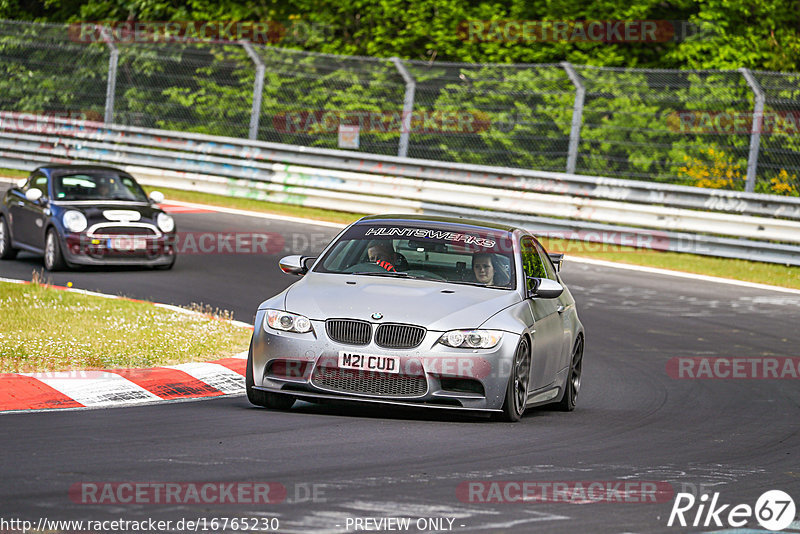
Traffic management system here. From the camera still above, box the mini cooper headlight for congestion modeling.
[264,309,313,333]
[62,210,87,233]
[156,212,175,233]
[439,329,502,349]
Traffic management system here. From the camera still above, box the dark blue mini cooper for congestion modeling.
[0,165,176,270]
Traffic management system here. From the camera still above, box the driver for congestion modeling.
[96,178,111,198]
[367,240,400,272]
[96,177,127,199]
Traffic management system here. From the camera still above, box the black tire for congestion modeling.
[245,341,295,410]
[497,336,531,422]
[0,215,18,260]
[556,336,583,412]
[44,228,67,271]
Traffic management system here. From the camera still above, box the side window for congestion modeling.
[520,238,547,289]
[534,241,557,280]
[30,175,48,196]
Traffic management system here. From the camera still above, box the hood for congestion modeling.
[54,202,161,223]
[285,273,521,331]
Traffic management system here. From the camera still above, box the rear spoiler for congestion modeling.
[548,253,564,272]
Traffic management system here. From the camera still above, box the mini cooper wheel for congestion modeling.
[556,336,583,412]
[246,342,295,410]
[44,228,67,271]
[0,216,18,260]
[498,336,531,422]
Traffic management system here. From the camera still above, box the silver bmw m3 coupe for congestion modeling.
[246,214,584,421]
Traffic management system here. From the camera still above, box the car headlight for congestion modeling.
[439,329,503,349]
[62,210,87,233]
[264,309,313,333]
[157,212,175,233]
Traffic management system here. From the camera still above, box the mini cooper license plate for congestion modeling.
[338,351,400,374]
[108,237,147,251]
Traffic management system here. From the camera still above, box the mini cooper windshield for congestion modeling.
[53,172,149,202]
[315,223,516,289]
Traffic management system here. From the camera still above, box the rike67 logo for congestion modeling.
[668,490,796,531]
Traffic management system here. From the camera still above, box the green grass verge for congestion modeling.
[0,279,252,373]
[0,168,29,179]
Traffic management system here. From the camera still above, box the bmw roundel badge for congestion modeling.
[371,312,383,320]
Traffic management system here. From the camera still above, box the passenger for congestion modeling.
[471,252,509,286]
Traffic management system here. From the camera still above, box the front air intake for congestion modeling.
[375,323,426,349]
[326,319,372,345]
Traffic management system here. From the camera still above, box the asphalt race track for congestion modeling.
[1,204,799,533]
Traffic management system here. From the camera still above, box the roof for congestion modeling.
[35,164,131,176]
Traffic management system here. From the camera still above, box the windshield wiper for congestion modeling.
[453,280,508,289]
[348,271,440,281]
[348,271,411,277]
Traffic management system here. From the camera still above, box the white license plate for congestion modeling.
[108,237,147,251]
[338,351,400,374]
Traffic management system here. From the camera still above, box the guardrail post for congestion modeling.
[561,62,585,175]
[241,42,266,141]
[99,25,119,125]
[740,68,765,193]
[391,57,416,158]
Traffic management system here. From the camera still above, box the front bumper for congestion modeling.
[251,311,519,412]
[62,233,176,266]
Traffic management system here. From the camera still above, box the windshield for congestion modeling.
[315,223,516,289]
[53,172,149,202]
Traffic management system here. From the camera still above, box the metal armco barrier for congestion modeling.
[1,112,799,266]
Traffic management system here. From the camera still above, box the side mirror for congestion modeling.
[548,252,564,272]
[279,255,316,276]
[16,178,27,189]
[527,277,563,299]
[25,189,43,203]
[149,191,165,204]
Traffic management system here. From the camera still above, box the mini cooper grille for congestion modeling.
[91,226,157,236]
[326,319,371,345]
[311,366,427,397]
[374,324,426,349]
